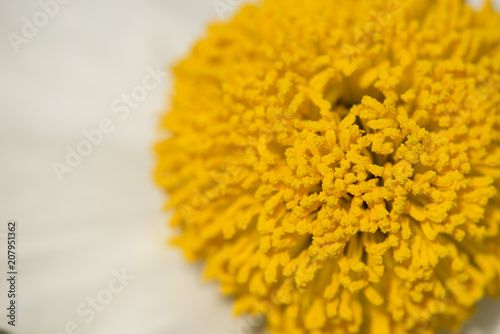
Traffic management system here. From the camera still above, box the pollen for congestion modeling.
[155,0,500,333]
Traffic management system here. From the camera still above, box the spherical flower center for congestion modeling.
[155,1,500,333]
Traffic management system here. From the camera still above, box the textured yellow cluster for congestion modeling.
[155,0,500,333]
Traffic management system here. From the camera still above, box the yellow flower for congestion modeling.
[155,0,500,333]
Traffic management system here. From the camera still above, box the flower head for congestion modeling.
[155,0,500,333]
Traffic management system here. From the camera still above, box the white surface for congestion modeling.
[0,1,499,333]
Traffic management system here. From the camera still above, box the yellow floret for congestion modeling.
[155,0,500,333]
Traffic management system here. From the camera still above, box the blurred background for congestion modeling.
[0,0,499,333]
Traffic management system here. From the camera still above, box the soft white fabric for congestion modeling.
[0,1,498,333]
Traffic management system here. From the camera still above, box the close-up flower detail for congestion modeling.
[155,0,500,333]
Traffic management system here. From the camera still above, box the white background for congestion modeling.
[0,0,499,333]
